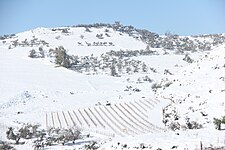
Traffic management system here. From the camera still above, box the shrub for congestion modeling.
[105,33,110,37]
[169,122,180,131]
[28,49,37,58]
[80,35,84,39]
[84,141,100,150]
[8,45,12,49]
[38,47,45,58]
[142,63,148,72]
[55,35,61,40]
[28,48,45,58]
[164,69,173,75]
[164,81,172,88]
[85,27,91,32]
[186,118,203,129]
[62,28,69,33]
[150,67,157,73]
[151,83,162,90]
[105,29,109,32]
[190,121,203,129]
[183,54,193,63]
[143,76,152,82]
[96,34,104,39]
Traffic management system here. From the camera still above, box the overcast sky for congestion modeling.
[0,0,225,35]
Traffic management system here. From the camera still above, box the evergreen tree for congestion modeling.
[55,46,71,68]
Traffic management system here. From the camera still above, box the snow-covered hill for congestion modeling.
[1,23,225,149]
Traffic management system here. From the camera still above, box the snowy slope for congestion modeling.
[157,44,225,128]
[1,25,225,149]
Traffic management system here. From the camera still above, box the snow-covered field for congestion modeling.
[0,25,225,149]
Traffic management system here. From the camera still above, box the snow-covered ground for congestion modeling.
[0,26,225,149]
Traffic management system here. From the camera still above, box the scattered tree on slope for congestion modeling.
[54,46,71,68]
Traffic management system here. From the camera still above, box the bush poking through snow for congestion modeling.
[151,83,162,92]
[183,54,193,63]
[28,47,45,58]
[29,49,37,58]
[85,27,91,32]
[169,122,181,131]
[185,118,203,129]
[84,141,100,150]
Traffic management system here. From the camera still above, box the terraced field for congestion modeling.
[46,99,166,137]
